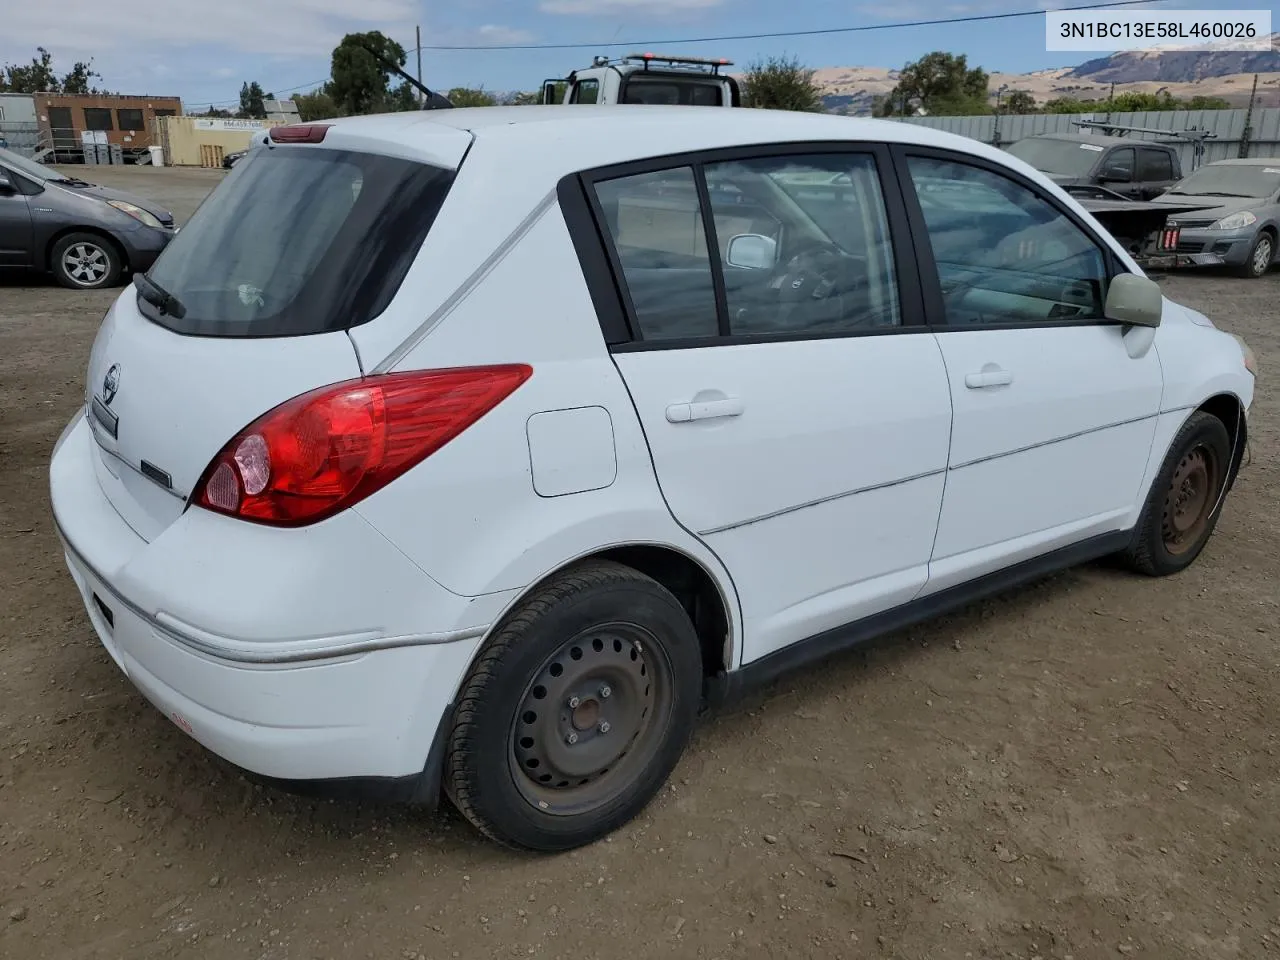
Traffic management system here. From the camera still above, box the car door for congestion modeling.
[1097,146,1140,199]
[1137,147,1177,200]
[582,145,953,665]
[0,163,34,267]
[895,147,1163,595]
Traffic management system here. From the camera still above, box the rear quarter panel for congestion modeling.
[350,200,743,658]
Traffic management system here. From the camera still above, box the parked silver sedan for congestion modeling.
[1154,159,1280,278]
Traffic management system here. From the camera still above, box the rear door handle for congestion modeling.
[964,368,1013,389]
[666,397,744,423]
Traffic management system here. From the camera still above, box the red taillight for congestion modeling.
[192,365,532,526]
[1159,225,1181,252]
[268,124,331,144]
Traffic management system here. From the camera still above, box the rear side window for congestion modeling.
[1139,148,1174,181]
[139,147,454,337]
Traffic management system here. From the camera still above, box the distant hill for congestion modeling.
[811,34,1280,115]
[1068,32,1280,82]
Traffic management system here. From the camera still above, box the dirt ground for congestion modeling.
[2,166,1278,960]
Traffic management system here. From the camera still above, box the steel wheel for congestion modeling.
[1161,442,1222,556]
[61,242,110,286]
[509,621,673,816]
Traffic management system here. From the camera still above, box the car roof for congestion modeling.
[320,105,1018,181]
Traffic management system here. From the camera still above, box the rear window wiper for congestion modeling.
[133,273,187,319]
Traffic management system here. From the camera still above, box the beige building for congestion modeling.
[154,115,287,167]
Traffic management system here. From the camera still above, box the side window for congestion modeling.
[704,153,901,335]
[1101,147,1135,182]
[571,80,600,104]
[1139,148,1174,181]
[593,167,719,341]
[906,156,1108,325]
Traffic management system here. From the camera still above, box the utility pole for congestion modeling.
[416,25,425,107]
[1240,73,1258,159]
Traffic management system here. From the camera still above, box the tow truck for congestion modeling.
[539,53,742,108]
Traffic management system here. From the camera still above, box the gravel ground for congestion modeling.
[1,166,1278,960]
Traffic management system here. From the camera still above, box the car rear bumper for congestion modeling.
[49,411,515,791]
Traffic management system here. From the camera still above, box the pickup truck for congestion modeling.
[1006,133,1182,201]
[540,53,742,107]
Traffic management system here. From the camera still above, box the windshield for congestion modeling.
[1168,164,1280,198]
[0,145,56,183]
[139,146,454,337]
[1005,138,1104,177]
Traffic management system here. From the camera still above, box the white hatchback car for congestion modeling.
[50,107,1256,851]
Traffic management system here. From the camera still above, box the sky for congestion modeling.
[0,0,1268,108]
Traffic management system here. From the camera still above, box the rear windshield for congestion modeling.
[620,76,724,106]
[138,146,455,337]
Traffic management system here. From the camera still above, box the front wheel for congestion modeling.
[1120,411,1233,576]
[444,560,702,851]
[1237,231,1274,279]
[50,233,123,290]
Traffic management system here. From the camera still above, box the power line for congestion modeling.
[189,0,1177,106]
[410,0,1179,51]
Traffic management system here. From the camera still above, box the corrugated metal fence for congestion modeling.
[894,107,1280,169]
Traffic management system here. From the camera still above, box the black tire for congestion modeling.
[50,232,124,290]
[444,560,701,851]
[1120,411,1233,577]
[1236,231,1274,279]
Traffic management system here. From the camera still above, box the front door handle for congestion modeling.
[964,368,1013,389]
[666,397,744,423]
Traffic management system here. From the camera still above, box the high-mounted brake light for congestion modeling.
[192,365,533,526]
[269,124,331,144]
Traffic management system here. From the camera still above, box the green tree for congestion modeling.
[881,51,989,116]
[294,89,340,121]
[0,47,59,93]
[1002,90,1036,114]
[742,55,823,112]
[448,87,497,107]
[238,81,268,119]
[327,31,409,115]
[60,58,102,95]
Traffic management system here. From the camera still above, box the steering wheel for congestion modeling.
[766,243,849,329]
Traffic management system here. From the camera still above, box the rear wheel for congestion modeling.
[1237,231,1274,279]
[1120,411,1233,576]
[444,560,701,851]
[51,233,123,290]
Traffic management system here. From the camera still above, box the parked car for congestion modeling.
[1006,133,1181,201]
[1152,158,1280,278]
[50,107,1256,852]
[0,146,177,289]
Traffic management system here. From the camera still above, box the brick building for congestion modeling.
[36,93,183,161]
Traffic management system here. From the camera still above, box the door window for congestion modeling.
[571,80,600,104]
[1138,148,1174,181]
[706,154,900,335]
[906,156,1108,325]
[592,152,902,342]
[1100,147,1135,182]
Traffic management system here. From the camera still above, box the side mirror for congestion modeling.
[1105,272,1162,328]
[725,233,778,270]
[541,81,559,105]
[0,172,14,193]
